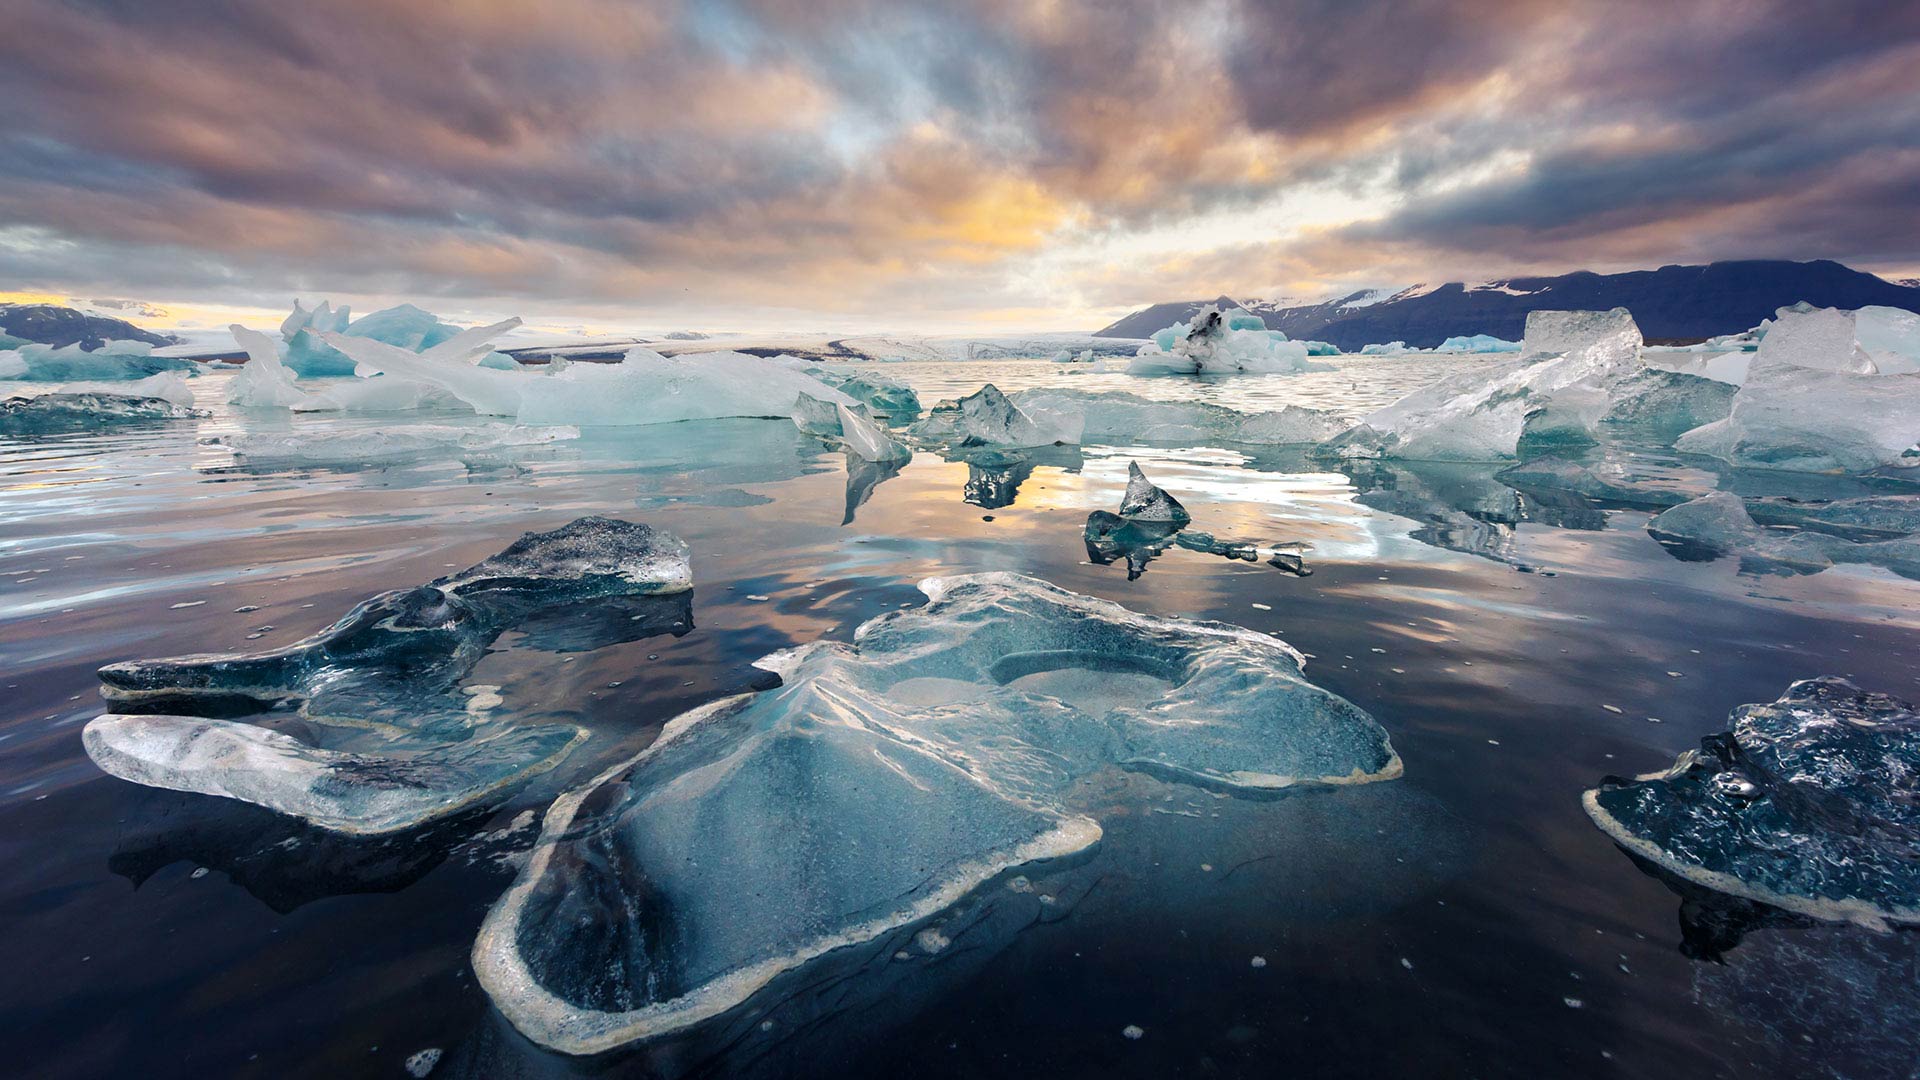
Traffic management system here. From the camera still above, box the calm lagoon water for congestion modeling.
[4,358,1918,1078]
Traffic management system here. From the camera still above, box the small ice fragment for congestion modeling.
[1602,705,1623,714]
[1122,1025,1145,1040]
[1250,956,1267,968]
[914,928,951,954]
[404,1048,442,1077]
[1251,603,1271,611]
[169,601,206,610]
[1564,998,1584,1009]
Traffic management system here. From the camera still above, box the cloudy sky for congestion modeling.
[2,0,1917,334]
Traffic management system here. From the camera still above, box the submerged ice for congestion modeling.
[1010,388,1348,446]
[1585,677,1920,930]
[86,517,693,833]
[473,572,1398,1053]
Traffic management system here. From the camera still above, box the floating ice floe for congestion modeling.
[473,572,1397,1053]
[1646,492,1920,577]
[1359,341,1409,355]
[0,372,203,432]
[907,384,1083,447]
[1128,306,1330,376]
[86,517,693,833]
[321,333,859,427]
[1009,389,1349,446]
[1584,677,1920,930]
[790,392,911,463]
[204,423,578,466]
[1674,304,1920,474]
[1318,308,1733,461]
[1084,462,1310,579]
[0,339,198,382]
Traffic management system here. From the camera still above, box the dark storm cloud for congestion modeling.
[0,0,1915,320]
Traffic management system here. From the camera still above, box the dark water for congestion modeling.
[3,363,1918,1079]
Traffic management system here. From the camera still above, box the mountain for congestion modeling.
[1093,260,1920,349]
[0,303,176,349]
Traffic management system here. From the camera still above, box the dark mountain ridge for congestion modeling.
[1094,260,1920,350]
[0,304,176,350]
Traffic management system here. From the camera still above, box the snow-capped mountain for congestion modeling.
[1094,260,1920,349]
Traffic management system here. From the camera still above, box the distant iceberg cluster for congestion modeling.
[1129,304,1331,375]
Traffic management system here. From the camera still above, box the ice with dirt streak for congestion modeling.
[1128,305,1330,375]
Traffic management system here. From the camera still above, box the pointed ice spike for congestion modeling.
[1119,460,1191,524]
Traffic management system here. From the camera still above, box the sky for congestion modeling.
[2,0,1917,336]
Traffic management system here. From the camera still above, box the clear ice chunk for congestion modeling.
[1675,304,1920,475]
[86,518,693,832]
[1118,460,1190,524]
[1585,677,1920,930]
[908,384,1082,447]
[472,572,1398,1052]
[83,714,584,836]
[1318,308,1658,461]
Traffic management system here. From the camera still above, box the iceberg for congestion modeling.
[1433,334,1520,354]
[0,339,198,382]
[907,384,1082,448]
[280,301,476,378]
[87,517,692,833]
[1359,341,1408,355]
[1127,305,1329,376]
[1318,308,1729,461]
[472,572,1398,1053]
[1584,677,1920,930]
[321,333,858,427]
[1675,304,1920,474]
[204,423,578,466]
[228,323,502,413]
[1009,389,1349,446]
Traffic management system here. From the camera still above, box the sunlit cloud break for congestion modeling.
[2,0,1917,332]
